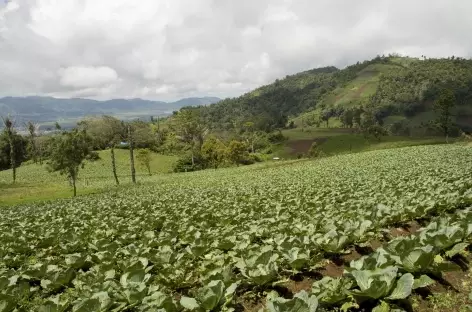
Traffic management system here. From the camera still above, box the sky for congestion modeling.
[0,0,471,101]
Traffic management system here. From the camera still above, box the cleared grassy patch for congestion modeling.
[0,149,178,205]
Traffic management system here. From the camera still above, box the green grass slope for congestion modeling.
[0,149,177,205]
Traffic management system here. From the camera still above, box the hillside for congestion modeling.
[0,96,220,128]
[200,55,472,134]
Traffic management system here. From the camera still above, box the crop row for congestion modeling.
[265,205,472,311]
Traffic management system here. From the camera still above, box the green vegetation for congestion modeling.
[195,55,472,138]
[47,129,96,197]
[0,145,471,310]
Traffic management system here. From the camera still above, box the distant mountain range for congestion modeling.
[0,96,221,128]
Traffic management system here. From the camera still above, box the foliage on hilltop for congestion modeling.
[194,55,472,133]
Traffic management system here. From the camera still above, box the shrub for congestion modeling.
[173,154,206,172]
[268,131,287,144]
[308,142,321,158]
[389,120,411,136]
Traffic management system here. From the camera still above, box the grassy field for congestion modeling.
[0,149,178,206]
[0,144,471,310]
[0,130,453,204]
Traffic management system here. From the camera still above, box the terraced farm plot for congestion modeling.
[0,145,471,311]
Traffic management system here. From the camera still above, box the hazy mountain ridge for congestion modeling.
[0,96,221,126]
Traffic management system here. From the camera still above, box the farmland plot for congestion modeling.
[0,145,471,311]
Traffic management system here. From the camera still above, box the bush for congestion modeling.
[268,131,287,144]
[308,142,321,158]
[87,151,101,161]
[388,120,411,136]
[239,157,255,166]
[248,153,266,163]
[173,154,206,172]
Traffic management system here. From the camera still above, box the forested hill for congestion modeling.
[199,55,472,133]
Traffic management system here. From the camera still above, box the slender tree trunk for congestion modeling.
[147,165,151,176]
[128,125,136,184]
[30,136,37,163]
[72,177,77,197]
[111,147,119,185]
[39,144,43,165]
[9,135,16,183]
[191,141,195,166]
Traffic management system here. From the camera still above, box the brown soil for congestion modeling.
[343,248,363,262]
[413,269,472,312]
[407,221,422,233]
[319,261,345,278]
[389,227,410,238]
[283,278,315,293]
[353,84,368,98]
[369,239,383,251]
[287,138,328,155]
[388,221,422,238]
[238,298,265,312]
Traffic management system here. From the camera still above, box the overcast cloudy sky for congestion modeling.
[0,0,471,101]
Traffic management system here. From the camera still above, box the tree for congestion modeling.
[130,120,157,148]
[2,117,18,183]
[0,131,27,171]
[360,110,376,132]
[36,135,50,165]
[320,109,333,128]
[226,140,248,166]
[365,124,388,141]
[47,129,95,197]
[79,116,125,185]
[352,108,362,128]
[242,121,256,153]
[340,109,354,128]
[201,137,226,169]
[136,149,152,176]
[26,121,39,163]
[308,142,321,158]
[127,123,137,184]
[172,109,208,165]
[435,89,455,143]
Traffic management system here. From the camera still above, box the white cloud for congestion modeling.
[58,66,118,88]
[0,0,471,101]
[0,0,19,33]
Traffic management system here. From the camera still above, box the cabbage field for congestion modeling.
[1,144,472,311]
